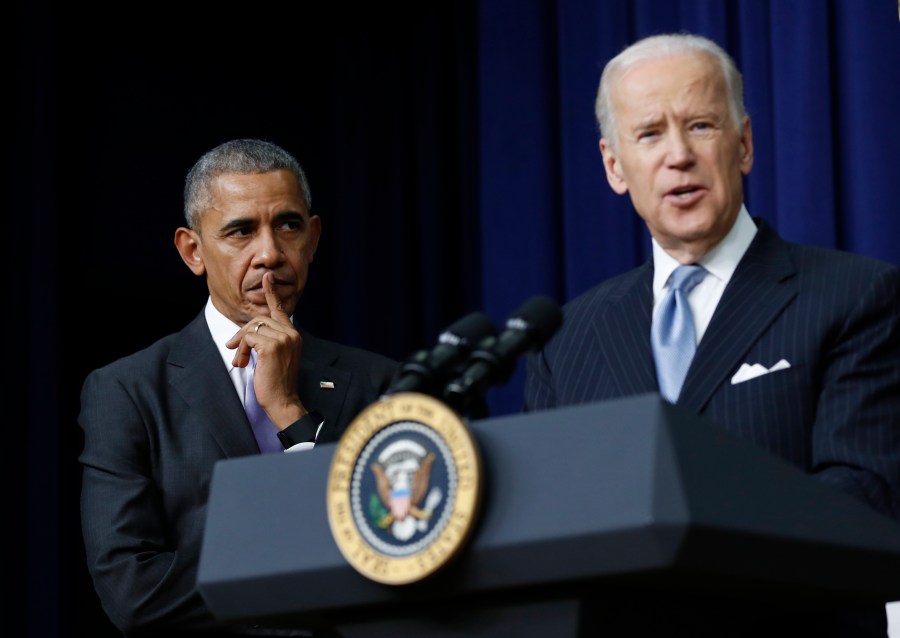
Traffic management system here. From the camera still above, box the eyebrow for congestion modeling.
[273,210,307,225]
[632,115,664,131]
[631,109,724,132]
[219,210,307,233]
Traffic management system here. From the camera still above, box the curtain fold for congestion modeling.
[478,0,900,416]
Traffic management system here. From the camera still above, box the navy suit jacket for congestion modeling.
[525,219,900,521]
[78,310,399,636]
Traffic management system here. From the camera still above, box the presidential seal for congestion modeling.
[326,392,482,585]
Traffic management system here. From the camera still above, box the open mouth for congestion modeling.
[665,185,705,205]
[669,185,700,198]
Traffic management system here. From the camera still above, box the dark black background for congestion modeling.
[16,2,478,635]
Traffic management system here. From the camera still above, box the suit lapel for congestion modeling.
[168,313,261,457]
[679,221,798,413]
[296,330,353,443]
[593,263,659,397]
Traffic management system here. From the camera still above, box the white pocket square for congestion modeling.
[731,359,791,385]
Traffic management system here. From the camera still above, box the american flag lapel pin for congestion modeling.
[320,379,335,390]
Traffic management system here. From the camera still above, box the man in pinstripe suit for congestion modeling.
[524,33,900,637]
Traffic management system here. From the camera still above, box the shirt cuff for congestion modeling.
[277,410,324,450]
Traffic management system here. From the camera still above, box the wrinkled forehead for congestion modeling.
[202,170,306,214]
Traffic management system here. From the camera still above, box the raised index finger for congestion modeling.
[263,271,291,324]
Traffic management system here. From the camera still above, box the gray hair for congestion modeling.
[595,33,746,151]
[183,138,312,229]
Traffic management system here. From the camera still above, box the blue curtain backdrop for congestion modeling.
[478,0,900,416]
[16,1,900,636]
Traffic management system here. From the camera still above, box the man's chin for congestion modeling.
[245,289,271,307]
[245,298,297,320]
[669,208,721,237]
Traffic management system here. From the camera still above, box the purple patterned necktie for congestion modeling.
[244,352,283,453]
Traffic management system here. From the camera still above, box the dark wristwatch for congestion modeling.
[277,410,324,448]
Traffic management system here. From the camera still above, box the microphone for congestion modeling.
[443,295,562,413]
[384,311,497,397]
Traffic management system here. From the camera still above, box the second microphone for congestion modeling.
[383,311,497,398]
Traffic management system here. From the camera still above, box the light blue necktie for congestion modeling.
[652,264,707,403]
[244,352,284,453]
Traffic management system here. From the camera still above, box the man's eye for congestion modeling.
[637,130,658,142]
[224,226,252,238]
[278,220,304,232]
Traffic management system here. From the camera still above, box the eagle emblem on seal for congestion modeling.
[369,439,444,541]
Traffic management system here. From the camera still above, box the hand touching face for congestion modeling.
[223,271,308,429]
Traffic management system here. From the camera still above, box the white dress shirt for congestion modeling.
[651,204,758,345]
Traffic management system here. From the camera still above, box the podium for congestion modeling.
[197,394,900,636]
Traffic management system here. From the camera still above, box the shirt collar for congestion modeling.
[204,298,242,373]
[652,204,757,292]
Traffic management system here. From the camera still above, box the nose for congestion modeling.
[666,129,695,169]
[252,228,283,266]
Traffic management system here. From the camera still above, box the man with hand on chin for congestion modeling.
[78,138,399,636]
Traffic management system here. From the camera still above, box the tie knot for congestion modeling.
[669,264,706,294]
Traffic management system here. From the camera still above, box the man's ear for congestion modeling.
[599,138,628,195]
[174,227,206,276]
[306,215,322,263]
[739,115,754,176]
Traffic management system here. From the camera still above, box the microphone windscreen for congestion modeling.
[507,295,562,346]
[441,311,497,346]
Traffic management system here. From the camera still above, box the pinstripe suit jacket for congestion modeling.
[78,310,399,636]
[524,219,900,520]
